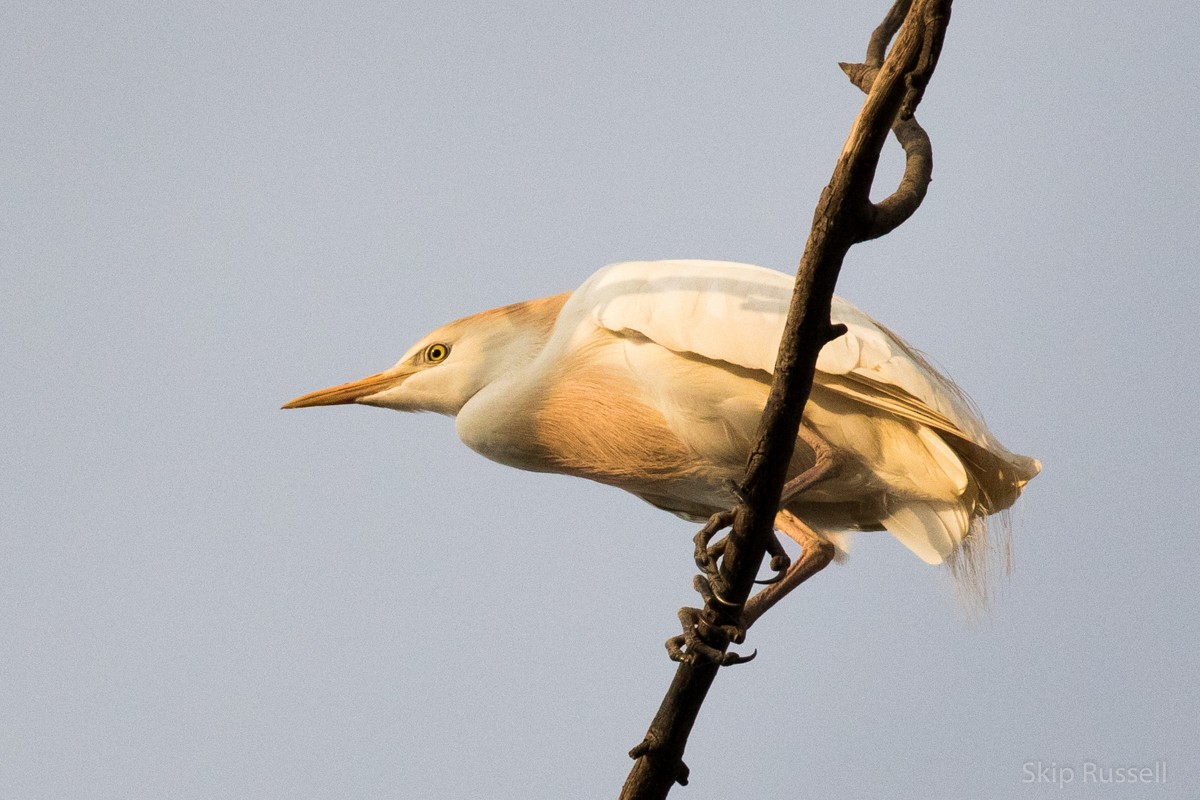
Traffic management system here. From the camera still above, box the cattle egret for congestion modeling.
[284,260,1039,616]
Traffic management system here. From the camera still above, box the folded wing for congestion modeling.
[581,259,1039,566]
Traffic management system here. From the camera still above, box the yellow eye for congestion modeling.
[424,343,450,363]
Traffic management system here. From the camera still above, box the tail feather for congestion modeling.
[882,500,970,565]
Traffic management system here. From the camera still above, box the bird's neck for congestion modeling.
[452,292,570,455]
[457,292,570,409]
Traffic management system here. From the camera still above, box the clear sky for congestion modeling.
[3,2,1197,798]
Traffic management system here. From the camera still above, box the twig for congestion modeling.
[619,1,953,797]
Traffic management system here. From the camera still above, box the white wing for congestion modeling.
[579,259,793,379]
[579,259,1006,450]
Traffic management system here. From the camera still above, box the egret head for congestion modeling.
[283,292,568,416]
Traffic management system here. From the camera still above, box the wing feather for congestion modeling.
[580,259,1006,453]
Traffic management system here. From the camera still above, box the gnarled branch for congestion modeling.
[620,1,954,797]
[840,0,942,241]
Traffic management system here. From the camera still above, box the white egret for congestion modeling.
[284,260,1039,617]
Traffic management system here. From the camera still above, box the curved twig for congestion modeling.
[840,0,939,241]
[840,61,933,240]
[866,0,912,67]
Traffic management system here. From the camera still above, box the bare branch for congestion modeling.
[840,60,933,240]
[840,0,949,240]
[620,1,953,796]
[866,115,932,239]
[866,0,912,66]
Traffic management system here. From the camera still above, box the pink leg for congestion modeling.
[778,425,838,505]
[741,510,834,628]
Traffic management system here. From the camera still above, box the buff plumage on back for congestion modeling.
[584,259,1039,580]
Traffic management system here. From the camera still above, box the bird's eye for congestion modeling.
[424,343,450,363]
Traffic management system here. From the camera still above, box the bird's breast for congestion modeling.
[454,331,741,510]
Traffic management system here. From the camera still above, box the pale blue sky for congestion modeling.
[3,2,1198,798]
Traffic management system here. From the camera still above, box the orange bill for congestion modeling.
[282,370,403,409]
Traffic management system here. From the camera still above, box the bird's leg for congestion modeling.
[716,425,832,592]
[741,510,835,628]
[777,425,838,505]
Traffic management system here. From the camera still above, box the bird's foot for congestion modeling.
[666,605,756,667]
[694,510,789,589]
[664,578,755,667]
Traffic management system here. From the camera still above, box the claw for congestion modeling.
[752,530,792,584]
[720,648,757,666]
[693,574,739,610]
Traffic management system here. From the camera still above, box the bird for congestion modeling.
[284,259,1039,621]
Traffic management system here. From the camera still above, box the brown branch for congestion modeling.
[840,0,945,240]
[619,1,953,797]
[839,61,932,240]
[866,0,912,66]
